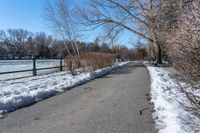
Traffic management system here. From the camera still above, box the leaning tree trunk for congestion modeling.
[156,41,162,65]
[151,30,162,65]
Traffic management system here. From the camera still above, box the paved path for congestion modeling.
[0,62,156,133]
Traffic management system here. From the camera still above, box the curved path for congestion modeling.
[0,61,156,133]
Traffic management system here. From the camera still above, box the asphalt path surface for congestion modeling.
[0,61,157,133]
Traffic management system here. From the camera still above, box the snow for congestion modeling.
[0,61,129,115]
[0,60,64,80]
[144,61,200,133]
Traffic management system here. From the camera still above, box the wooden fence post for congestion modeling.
[60,56,63,71]
[32,56,37,76]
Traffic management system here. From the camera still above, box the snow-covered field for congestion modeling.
[0,61,129,117]
[0,60,64,80]
[144,62,200,133]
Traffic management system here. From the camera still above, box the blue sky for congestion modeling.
[0,0,135,48]
[0,0,47,32]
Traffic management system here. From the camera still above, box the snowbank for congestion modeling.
[144,62,200,133]
[0,62,129,115]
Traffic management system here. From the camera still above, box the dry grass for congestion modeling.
[80,52,115,70]
[64,52,115,75]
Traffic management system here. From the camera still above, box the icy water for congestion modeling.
[0,60,64,80]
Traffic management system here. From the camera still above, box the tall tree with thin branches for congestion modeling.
[44,0,80,58]
[78,0,163,64]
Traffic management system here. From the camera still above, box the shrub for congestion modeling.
[64,52,115,74]
[167,1,200,116]
[80,52,115,70]
[64,55,80,75]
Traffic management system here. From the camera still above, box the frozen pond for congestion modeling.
[0,60,65,80]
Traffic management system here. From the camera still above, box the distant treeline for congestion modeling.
[0,29,147,60]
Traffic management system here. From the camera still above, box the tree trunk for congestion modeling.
[156,42,162,65]
[151,30,162,65]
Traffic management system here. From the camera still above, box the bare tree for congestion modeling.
[78,0,164,64]
[33,32,52,58]
[26,36,35,58]
[0,29,31,58]
[44,0,80,58]
[44,0,83,74]
[100,42,110,53]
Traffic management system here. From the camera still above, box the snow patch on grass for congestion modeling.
[0,62,129,114]
[144,61,200,133]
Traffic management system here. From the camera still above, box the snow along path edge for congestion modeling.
[0,61,129,115]
[144,61,200,133]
